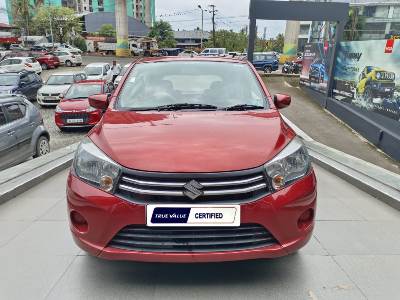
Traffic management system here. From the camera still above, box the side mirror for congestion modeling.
[89,94,109,110]
[274,94,291,109]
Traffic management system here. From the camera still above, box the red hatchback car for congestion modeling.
[55,80,114,130]
[67,57,317,263]
[34,53,60,70]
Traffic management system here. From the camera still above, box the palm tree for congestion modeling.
[11,0,34,35]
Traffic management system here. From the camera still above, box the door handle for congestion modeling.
[7,130,15,136]
[29,122,35,127]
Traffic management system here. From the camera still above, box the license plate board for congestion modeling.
[146,204,240,227]
[66,118,84,124]
[44,97,56,101]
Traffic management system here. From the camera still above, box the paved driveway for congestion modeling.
[0,164,399,299]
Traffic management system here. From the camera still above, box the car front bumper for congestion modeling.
[55,110,102,128]
[67,169,317,263]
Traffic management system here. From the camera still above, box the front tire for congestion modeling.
[33,136,50,158]
[264,66,272,73]
[65,60,72,67]
[41,63,48,70]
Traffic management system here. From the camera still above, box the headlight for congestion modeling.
[86,106,97,112]
[73,138,121,192]
[264,137,311,190]
[55,105,62,113]
[376,72,381,80]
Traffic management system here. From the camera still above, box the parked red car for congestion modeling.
[55,80,114,130]
[67,57,316,263]
[34,53,60,70]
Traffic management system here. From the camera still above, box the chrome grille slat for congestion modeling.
[120,174,264,187]
[116,166,270,204]
[118,183,267,197]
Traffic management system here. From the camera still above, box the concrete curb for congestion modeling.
[306,140,400,211]
[0,143,78,205]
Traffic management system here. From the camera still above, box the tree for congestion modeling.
[32,6,81,43]
[344,7,365,41]
[149,20,176,48]
[99,24,116,37]
[266,33,284,53]
[11,0,35,35]
[205,30,248,52]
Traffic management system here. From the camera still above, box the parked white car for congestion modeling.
[178,50,199,57]
[36,71,87,106]
[84,63,113,81]
[57,44,82,53]
[114,63,131,86]
[200,48,227,56]
[0,57,42,74]
[50,50,82,67]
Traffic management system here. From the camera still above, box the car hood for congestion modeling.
[39,84,71,94]
[58,98,89,111]
[89,110,295,172]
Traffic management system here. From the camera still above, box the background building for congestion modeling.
[173,30,210,49]
[292,0,400,52]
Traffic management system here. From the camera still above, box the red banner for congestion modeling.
[384,39,394,53]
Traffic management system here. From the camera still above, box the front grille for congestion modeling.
[108,224,278,252]
[41,93,60,97]
[116,167,270,204]
[61,112,89,123]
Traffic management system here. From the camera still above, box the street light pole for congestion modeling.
[47,0,54,49]
[198,5,204,49]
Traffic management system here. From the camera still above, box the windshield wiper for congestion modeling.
[156,103,219,111]
[224,104,265,111]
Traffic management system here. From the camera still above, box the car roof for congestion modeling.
[135,56,248,64]
[48,71,84,76]
[85,62,109,67]
[0,94,25,104]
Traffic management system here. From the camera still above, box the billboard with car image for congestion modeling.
[333,40,400,121]
[300,42,333,94]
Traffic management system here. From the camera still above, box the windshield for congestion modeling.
[46,75,74,85]
[119,65,130,77]
[84,66,102,76]
[0,75,19,86]
[117,61,267,110]
[65,84,102,99]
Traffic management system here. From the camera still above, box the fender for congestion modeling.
[29,125,50,156]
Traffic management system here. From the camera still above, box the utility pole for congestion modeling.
[209,4,217,47]
[198,5,204,49]
[115,0,129,57]
[47,0,54,49]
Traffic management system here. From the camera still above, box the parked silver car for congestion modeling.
[0,95,50,171]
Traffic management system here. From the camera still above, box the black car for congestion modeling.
[0,95,50,170]
[0,71,42,101]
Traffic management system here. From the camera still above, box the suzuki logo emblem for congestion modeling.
[183,180,203,200]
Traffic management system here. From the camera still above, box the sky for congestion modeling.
[156,0,285,39]
[0,0,286,38]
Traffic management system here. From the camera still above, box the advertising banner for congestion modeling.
[333,40,400,120]
[300,42,333,94]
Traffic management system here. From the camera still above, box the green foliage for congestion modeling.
[11,0,35,35]
[32,6,81,43]
[72,36,87,52]
[205,30,248,52]
[149,20,176,48]
[344,7,365,41]
[266,33,284,53]
[98,24,116,37]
